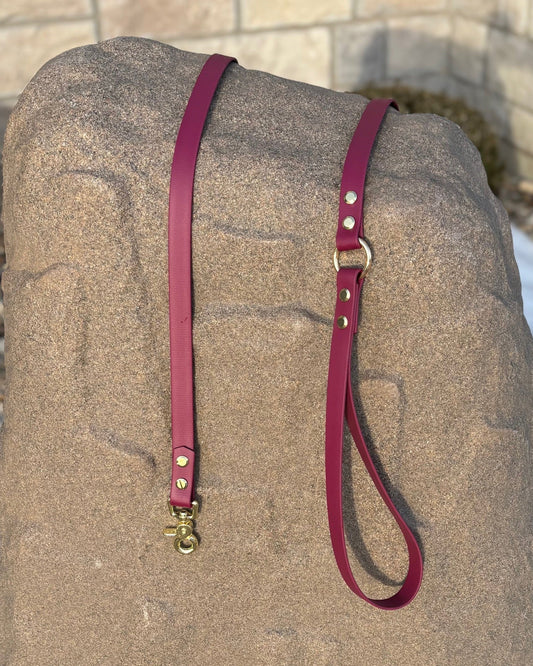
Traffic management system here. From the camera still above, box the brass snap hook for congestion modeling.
[175,533,199,554]
[164,499,199,553]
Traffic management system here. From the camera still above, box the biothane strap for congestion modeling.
[326,99,423,610]
[165,53,237,553]
[166,53,423,608]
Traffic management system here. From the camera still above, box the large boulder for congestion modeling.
[0,36,531,665]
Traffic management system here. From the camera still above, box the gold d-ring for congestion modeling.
[333,238,372,280]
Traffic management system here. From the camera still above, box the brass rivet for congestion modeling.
[342,216,355,230]
[339,288,351,302]
[344,190,358,204]
[176,478,188,489]
[176,455,189,467]
[337,316,349,329]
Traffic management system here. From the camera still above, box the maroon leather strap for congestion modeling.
[336,98,397,251]
[167,54,423,608]
[167,53,237,509]
[325,99,423,609]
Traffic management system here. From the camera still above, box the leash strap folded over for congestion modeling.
[325,98,423,609]
[167,54,423,608]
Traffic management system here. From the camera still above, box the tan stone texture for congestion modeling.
[173,27,331,89]
[333,21,386,90]
[241,0,351,29]
[501,140,533,181]
[387,15,451,78]
[486,27,533,112]
[450,16,488,85]
[0,106,10,220]
[99,0,235,40]
[357,0,446,16]
[0,36,532,665]
[0,0,91,23]
[505,106,533,155]
[451,0,529,35]
[0,21,95,97]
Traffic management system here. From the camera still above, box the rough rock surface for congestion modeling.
[0,36,531,665]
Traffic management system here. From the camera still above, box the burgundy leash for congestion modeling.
[164,53,237,552]
[165,53,423,609]
[326,98,423,609]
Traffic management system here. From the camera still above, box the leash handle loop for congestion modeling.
[325,98,423,609]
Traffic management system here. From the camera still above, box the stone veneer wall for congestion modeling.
[0,1,533,177]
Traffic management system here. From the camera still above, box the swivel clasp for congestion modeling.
[164,498,199,554]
